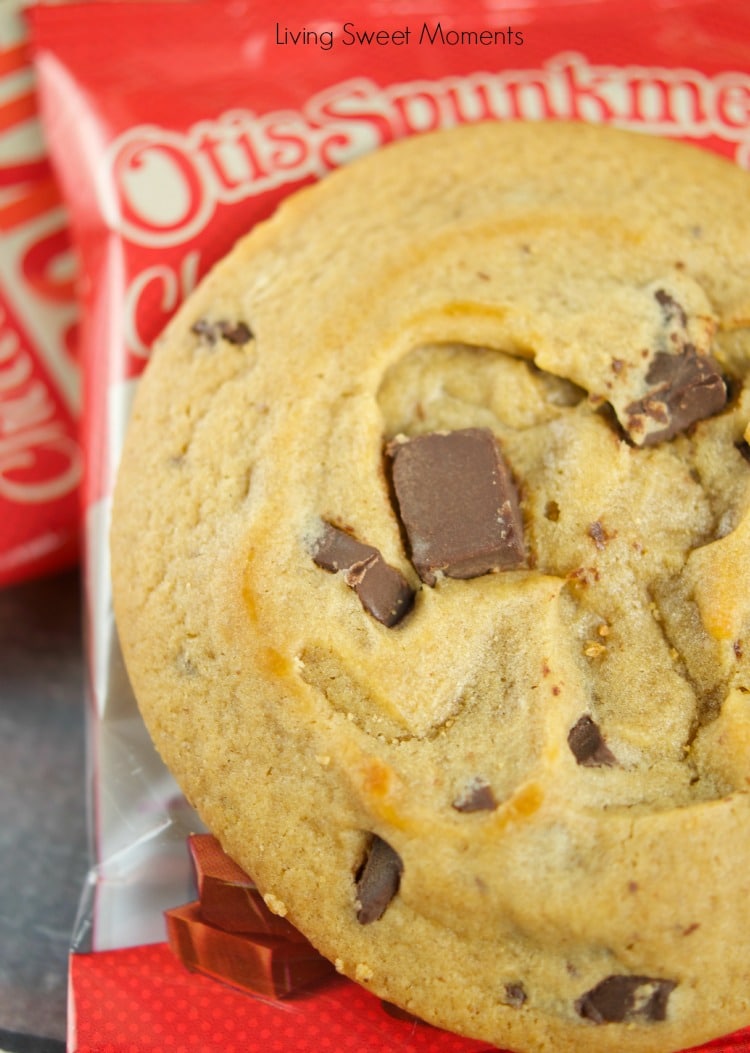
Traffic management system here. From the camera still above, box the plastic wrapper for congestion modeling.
[28,0,750,1049]
[0,0,81,587]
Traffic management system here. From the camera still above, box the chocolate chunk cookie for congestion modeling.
[111,121,750,1053]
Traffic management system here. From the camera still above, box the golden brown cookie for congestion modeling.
[111,121,750,1053]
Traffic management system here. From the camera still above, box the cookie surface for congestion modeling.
[111,121,750,1053]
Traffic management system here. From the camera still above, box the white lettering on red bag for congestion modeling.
[107,53,750,250]
[0,301,82,504]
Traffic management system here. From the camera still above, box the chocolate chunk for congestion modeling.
[452,776,498,813]
[387,428,525,586]
[356,835,403,924]
[191,317,254,345]
[164,833,335,999]
[654,287,688,328]
[191,318,217,342]
[735,440,750,465]
[576,975,676,1024]
[188,834,305,941]
[503,982,527,1007]
[625,346,726,445]
[588,521,614,551]
[567,715,617,767]
[165,901,334,999]
[312,522,414,627]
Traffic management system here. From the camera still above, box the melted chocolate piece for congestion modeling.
[356,835,403,924]
[567,715,617,767]
[191,318,254,345]
[452,777,498,813]
[576,975,676,1024]
[387,428,525,586]
[312,522,414,627]
[625,346,726,445]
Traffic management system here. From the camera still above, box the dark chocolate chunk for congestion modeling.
[735,440,750,465]
[356,835,403,924]
[576,975,676,1024]
[625,346,726,445]
[452,777,498,813]
[188,834,306,942]
[220,320,254,344]
[191,318,216,342]
[503,982,527,1008]
[654,287,688,328]
[312,522,414,627]
[164,900,334,998]
[191,318,254,345]
[567,715,617,767]
[387,428,525,586]
[588,521,614,551]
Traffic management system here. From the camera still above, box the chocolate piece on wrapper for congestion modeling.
[189,834,306,941]
[381,1000,434,1026]
[166,835,334,999]
[165,902,335,999]
[312,521,414,626]
[387,428,525,585]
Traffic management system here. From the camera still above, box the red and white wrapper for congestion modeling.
[29,0,750,1049]
[0,0,81,587]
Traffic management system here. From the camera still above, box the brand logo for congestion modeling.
[108,52,750,249]
[0,300,82,504]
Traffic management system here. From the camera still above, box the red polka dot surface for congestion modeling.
[69,943,750,1053]
[69,943,494,1053]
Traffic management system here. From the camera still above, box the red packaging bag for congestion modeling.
[0,0,81,587]
[29,1,750,1050]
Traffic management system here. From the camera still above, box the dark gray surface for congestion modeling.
[0,569,89,1048]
